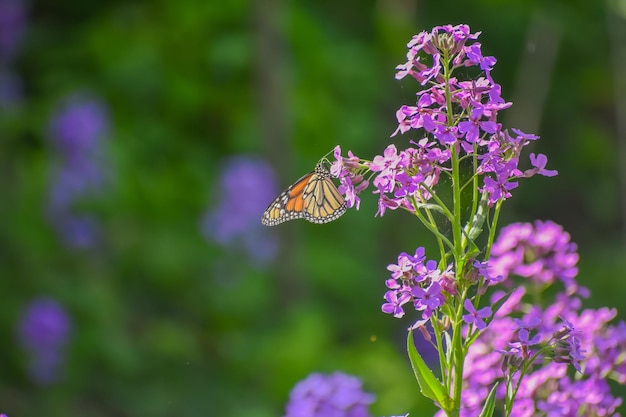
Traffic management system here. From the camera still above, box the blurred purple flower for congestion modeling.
[46,92,110,249]
[202,156,278,264]
[284,372,375,417]
[18,297,72,385]
[489,220,580,294]
[52,214,101,249]
[0,68,21,108]
[456,221,626,417]
[0,0,26,64]
[48,93,110,162]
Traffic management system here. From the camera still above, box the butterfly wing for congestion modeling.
[301,168,347,224]
[262,164,346,226]
[262,171,314,226]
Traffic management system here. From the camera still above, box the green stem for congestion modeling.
[430,314,448,390]
[422,203,448,262]
[445,81,465,417]
[419,182,455,222]
[410,196,455,252]
[449,286,468,417]
[484,199,503,260]
[468,144,479,230]
[438,46,466,417]
[504,348,546,416]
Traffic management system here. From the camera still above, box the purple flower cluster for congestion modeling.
[488,220,580,295]
[202,156,278,264]
[0,0,26,63]
[0,68,21,107]
[0,0,26,108]
[17,297,72,385]
[330,148,368,210]
[381,247,456,322]
[456,222,625,416]
[332,139,452,217]
[331,25,556,215]
[283,372,375,417]
[286,25,624,417]
[46,92,110,249]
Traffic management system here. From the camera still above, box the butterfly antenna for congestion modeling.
[318,147,337,167]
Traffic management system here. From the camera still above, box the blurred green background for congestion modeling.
[2,0,626,416]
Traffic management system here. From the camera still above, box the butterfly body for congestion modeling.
[262,163,346,226]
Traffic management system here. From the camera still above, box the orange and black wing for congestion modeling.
[261,163,346,226]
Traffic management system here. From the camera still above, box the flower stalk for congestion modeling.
[283,23,626,417]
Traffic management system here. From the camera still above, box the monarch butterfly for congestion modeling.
[261,162,346,226]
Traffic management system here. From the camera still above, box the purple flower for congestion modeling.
[433,123,458,145]
[342,23,620,417]
[489,220,580,294]
[332,146,368,210]
[513,317,542,345]
[202,156,278,264]
[412,281,444,319]
[52,214,101,249]
[391,106,416,135]
[465,43,496,73]
[524,153,558,177]
[283,372,375,417]
[473,260,503,289]
[48,93,110,161]
[462,299,491,330]
[0,0,26,64]
[459,221,625,416]
[393,171,420,198]
[383,248,453,322]
[0,68,21,108]
[17,297,71,385]
[395,24,480,85]
[46,92,111,249]
[381,290,409,318]
[458,107,499,144]
[386,248,426,280]
[552,332,585,373]
[370,145,402,178]
[339,24,557,223]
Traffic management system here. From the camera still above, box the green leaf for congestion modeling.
[478,382,499,417]
[407,329,452,410]
[466,291,513,348]
[414,202,446,214]
[462,189,489,247]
